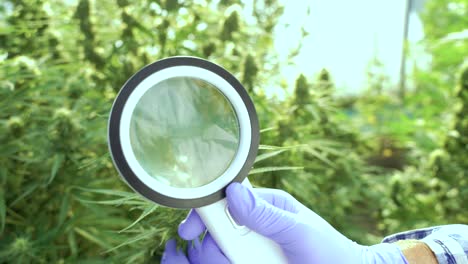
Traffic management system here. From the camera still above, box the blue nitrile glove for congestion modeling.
[161,231,229,264]
[161,239,189,264]
[177,182,409,264]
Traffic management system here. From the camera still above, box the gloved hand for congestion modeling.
[173,182,409,264]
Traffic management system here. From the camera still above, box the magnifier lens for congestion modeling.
[129,77,240,188]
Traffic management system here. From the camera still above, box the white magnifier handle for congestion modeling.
[195,180,288,264]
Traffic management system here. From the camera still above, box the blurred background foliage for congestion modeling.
[0,0,466,263]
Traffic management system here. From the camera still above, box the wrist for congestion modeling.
[360,243,409,264]
[395,240,438,264]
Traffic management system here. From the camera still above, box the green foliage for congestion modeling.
[346,0,468,236]
[0,0,285,262]
[429,64,468,224]
[421,0,467,87]
[0,0,466,263]
[242,54,258,92]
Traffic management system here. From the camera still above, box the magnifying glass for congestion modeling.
[108,56,287,263]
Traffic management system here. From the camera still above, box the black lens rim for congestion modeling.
[108,56,259,208]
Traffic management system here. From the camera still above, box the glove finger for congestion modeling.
[161,239,190,264]
[254,188,300,213]
[178,209,206,240]
[188,233,229,264]
[201,234,229,262]
[187,237,201,263]
[163,239,178,255]
[226,183,298,244]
